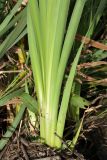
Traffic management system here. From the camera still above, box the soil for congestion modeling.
[0,137,85,160]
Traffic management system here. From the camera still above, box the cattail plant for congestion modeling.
[0,0,106,151]
[27,0,87,148]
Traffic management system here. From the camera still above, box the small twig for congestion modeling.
[0,70,23,74]
[7,54,16,64]
[15,120,23,150]
[18,120,23,138]
[0,141,11,159]
[15,68,32,87]
[28,119,39,136]
[92,78,107,86]
[77,71,96,82]
[34,156,61,160]
[36,156,61,160]
[20,137,29,147]
[85,105,102,113]
[21,144,29,160]
[91,94,107,105]
[0,62,6,69]
[91,96,103,105]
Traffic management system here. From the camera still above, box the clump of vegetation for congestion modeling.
[0,0,107,159]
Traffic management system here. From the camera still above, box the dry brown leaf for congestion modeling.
[76,34,107,51]
[77,61,107,70]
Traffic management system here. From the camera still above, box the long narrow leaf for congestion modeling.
[55,40,84,147]
[0,7,26,37]
[0,88,24,106]
[20,93,38,114]
[0,10,26,58]
[51,0,86,147]
[0,104,25,150]
[0,0,23,31]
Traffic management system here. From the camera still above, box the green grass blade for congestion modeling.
[0,7,26,37]
[46,0,70,146]
[54,0,86,112]
[0,104,25,150]
[50,0,86,147]
[28,1,45,91]
[0,0,23,32]
[88,0,107,37]
[0,11,26,58]
[9,28,27,50]
[55,40,84,147]
[70,118,84,150]
[0,88,24,106]
[27,3,45,139]
[20,93,38,114]
[27,4,44,106]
